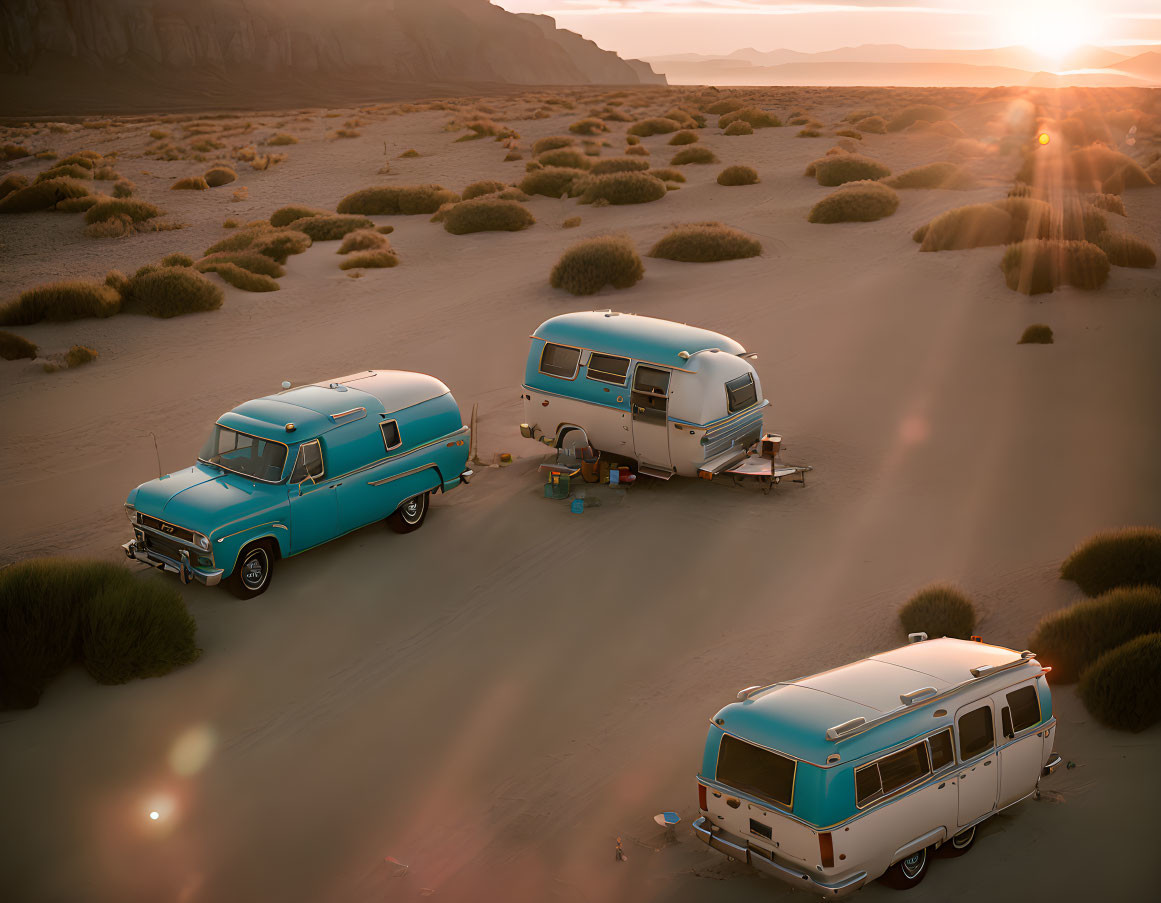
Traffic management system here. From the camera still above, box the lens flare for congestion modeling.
[1038,133,1050,146]
[149,810,160,821]
[169,724,217,777]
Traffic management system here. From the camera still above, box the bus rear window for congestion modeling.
[539,343,580,379]
[726,373,757,413]
[716,734,795,809]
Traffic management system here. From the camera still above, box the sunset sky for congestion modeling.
[495,1,1161,59]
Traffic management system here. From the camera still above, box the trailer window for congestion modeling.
[586,352,629,385]
[380,420,402,452]
[726,373,757,413]
[957,705,995,761]
[539,343,580,379]
[716,735,795,810]
[929,728,954,770]
[1006,686,1041,733]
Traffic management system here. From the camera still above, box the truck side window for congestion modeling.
[725,373,757,413]
[928,728,954,770]
[540,343,580,379]
[380,420,402,452]
[1006,686,1041,733]
[290,439,324,483]
[586,352,629,385]
[957,705,995,760]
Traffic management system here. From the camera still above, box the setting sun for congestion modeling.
[998,1,1103,63]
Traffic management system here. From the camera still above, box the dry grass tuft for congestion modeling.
[120,266,224,318]
[569,118,608,136]
[590,157,651,175]
[269,205,328,227]
[0,174,29,199]
[854,116,886,134]
[287,214,374,241]
[719,108,781,129]
[648,222,761,262]
[670,146,718,166]
[717,165,759,186]
[0,280,121,326]
[461,179,510,200]
[668,130,699,146]
[563,216,582,229]
[537,147,592,170]
[197,251,284,278]
[443,198,536,234]
[899,584,976,639]
[1018,324,1054,344]
[809,153,890,186]
[171,176,209,191]
[577,172,667,205]
[628,118,680,137]
[1000,239,1110,294]
[205,166,237,187]
[266,133,298,146]
[887,105,949,131]
[0,177,90,213]
[550,235,644,295]
[198,262,280,292]
[0,330,37,360]
[884,162,976,190]
[519,166,586,198]
[1061,526,1161,596]
[339,250,399,270]
[722,120,754,136]
[808,181,899,223]
[1095,232,1156,268]
[531,136,574,155]
[338,229,390,254]
[337,185,457,215]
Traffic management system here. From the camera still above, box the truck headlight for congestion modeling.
[124,504,137,525]
[195,533,210,551]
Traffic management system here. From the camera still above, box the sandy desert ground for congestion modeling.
[1,87,1160,903]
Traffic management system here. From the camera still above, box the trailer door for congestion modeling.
[630,365,672,471]
[954,701,999,827]
[993,683,1046,808]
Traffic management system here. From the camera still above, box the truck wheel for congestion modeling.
[387,492,428,534]
[940,826,976,858]
[879,846,930,890]
[225,541,275,599]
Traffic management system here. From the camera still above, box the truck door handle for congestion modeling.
[332,483,342,489]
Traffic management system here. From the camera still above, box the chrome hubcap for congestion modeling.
[403,497,421,521]
[242,551,267,589]
[901,851,925,878]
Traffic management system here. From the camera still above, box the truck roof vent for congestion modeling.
[908,632,928,644]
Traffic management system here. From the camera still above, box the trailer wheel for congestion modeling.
[387,492,428,533]
[879,846,929,890]
[225,540,275,599]
[940,826,976,858]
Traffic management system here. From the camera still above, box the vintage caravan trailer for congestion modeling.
[694,637,1061,895]
[520,311,768,479]
[123,370,471,598]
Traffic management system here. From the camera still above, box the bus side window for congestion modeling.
[928,728,954,770]
[957,705,994,760]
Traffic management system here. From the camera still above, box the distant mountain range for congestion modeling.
[0,0,664,116]
[647,44,1161,88]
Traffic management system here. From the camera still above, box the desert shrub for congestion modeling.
[668,130,698,146]
[503,150,523,162]
[1077,634,1161,731]
[884,162,976,190]
[569,118,607,135]
[83,198,161,225]
[64,345,98,367]
[1060,200,1108,242]
[197,251,283,277]
[288,214,375,241]
[670,146,718,166]
[0,177,90,213]
[338,229,390,253]
[717,165,759,186]
[797,128,822,138]
[149,129,169,140]
[205,227,270,254]
[0,330,37,360]
[662,108,704,129]
[537,148,592,170]
[995,197,1054,240]
[0,280,120,326]
[93,166,120,181]
[1028,586,1161,682]
[1095,232,1156,268]
[1061,527,1161,596]
[171,176,209,190]
[204,166,237,187]
[918,204,1010,251]
[531,136,574,155]
[122,266,224,318]
[550,236,644,295]
[1087,193,1125,216]
[269,204,328,227]
[199,262,280,292]
[461,179,509,200]
[83,214,135,239]
[266,133,298,146]
[809,181,899,223]
[337,184,457,215]
[0,173,29,199]
[56,152,99,168]
[723,120,753,136]
[625,134,640,146]
[80,575,199,686]
[854,116,887,134]
[520,166,586,198]
[835,129,862,140]
[590,157,650,175]
[1000,240,1109,294]
[625,144,649,157]
[1069,146,1152,188]
[887,105,949,132]
[705,99,743,116]
[113,180,134,198]
[651,168,686,183]
[648,222,761,262]
[252,230,311,263]
[399,149,419,158]
[719,108,781,129]
[809,153,890,186]
[332,129,361,139]
[899,584,976,639]
[578,172,667,206]
[563,216,581,229]
[1018,324,1054,344]
[443,198,535,234]
[628,118,679,137]
[339,250,399,270]
[35,163,92,182]
[158,253,193,268]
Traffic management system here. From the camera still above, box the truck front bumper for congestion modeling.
[692,817,867,898]
[123,538,225,587]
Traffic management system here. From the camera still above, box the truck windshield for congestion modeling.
[198,426,288,483]
[716,734,796,810]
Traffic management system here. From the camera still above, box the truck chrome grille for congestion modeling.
[138,514,197,544]
[144,533,185,562]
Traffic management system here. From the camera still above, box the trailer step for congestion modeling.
[637,464,675,480]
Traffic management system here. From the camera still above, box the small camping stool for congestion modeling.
[654,811,680,841]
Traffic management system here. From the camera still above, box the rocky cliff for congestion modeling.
[0,0,664,114]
